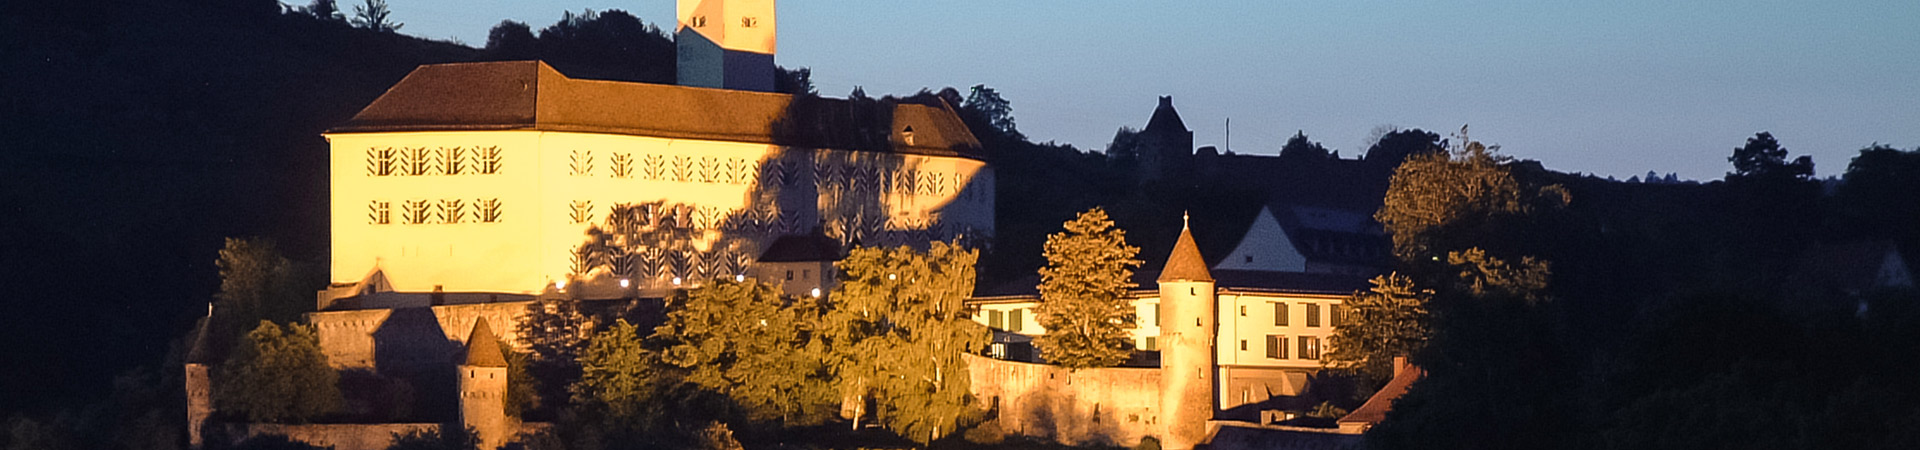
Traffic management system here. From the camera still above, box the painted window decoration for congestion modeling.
[367,146,504,176]
[402,147,438,176]
[366,148,397,176]
[368,201,391,224]
[402,200,434,224]
[608,152,634,178]
[439,199,467,224]
[570,150,594,177]
[475,198,503,223]
[368,198,501,224]
[475,147,502,174]
[569,200,595,224]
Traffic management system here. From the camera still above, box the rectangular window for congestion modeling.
[1152,303,1161,326]
[1274,303,1288,326]
[1301,336,1321,360]
[785,270,793,281]
[1009,309,1024,333]
[1267,335,1286,359]
[1330,305,1344,327]
[989,310,1004,329]
[1239,305,1247,316]
[1144,336,1158,351]
[1240,339,1247,351]
[1306,303,1322,327]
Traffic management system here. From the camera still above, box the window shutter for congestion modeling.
[1274,303,1288,326]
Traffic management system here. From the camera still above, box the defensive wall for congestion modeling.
[964,354,1161,447]
[216,422,551,450]
[308,301,532,371]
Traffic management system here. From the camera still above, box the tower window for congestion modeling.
[741,17,758,27]
[1240,305,1247,316]
[691,15,706,27]
[1239,340,1247,351]
[1245,255,1253,263]
[785,270,793,281]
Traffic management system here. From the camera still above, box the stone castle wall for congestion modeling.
[965,354,1161,447]
[307,301,531,371]
[220,422,551,450]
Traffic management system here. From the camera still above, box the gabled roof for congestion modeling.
[462,320,508,368]
[1338,360,1425,427]
[1159,222,1214,283]
[332,61,982,159]
[758,230,843,262]
[1142,96,1189,134]
[1269,204,1392,268]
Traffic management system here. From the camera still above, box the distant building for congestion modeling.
[967,214,1385,448]
[1114,96,1196,182]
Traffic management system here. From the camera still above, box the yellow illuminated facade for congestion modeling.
[325,61,990,300]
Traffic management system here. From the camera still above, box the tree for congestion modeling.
[302,0,345,22]
[517,300,593,417]
[1033,207,1142,369]
[385,427,478,450]
[484,20,537,59]
[350,0,403,33]
[212,238,318,344]
[1726,132,1813,182]
[1375,126,1567,265]
[1278,131,1334,161]
[215,321,342,423]
[536,9,676,83]
[821,242,988,443]
[1363,128,1445,169]
[775,66,815,95]
[570,320,663,427]
[962,85,1020,140]
[1322,273,1432,383]
[652,279,837,426]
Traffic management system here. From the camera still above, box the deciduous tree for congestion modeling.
[1322,273,1432,383]
[653,279,837,427]
[350,0,402,33]
[215,321,342,423]
[1034,207,1142,369]
[820,242,988,443]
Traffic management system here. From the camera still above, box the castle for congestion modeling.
[187,1,1412,448]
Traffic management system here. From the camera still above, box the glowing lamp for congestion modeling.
[672,277,683,286]
[619,279,631,288]
[810,288,821,298]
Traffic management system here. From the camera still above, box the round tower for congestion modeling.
[1157,215,1215,450]
[459,320,511,450]
[184,313,214,449]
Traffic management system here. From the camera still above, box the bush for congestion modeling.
[1133,436,1161,450]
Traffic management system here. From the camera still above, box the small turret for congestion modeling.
[458,320,511,450]
[185,309,215,449]
[1157,214,1215,450]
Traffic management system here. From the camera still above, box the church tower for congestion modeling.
[458,320,512,450]
[1157,215,1216,450]
[677,0,777,91]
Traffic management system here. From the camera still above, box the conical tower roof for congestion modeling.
[462,320,508,368]
[185,314,217,365]
[1158,215,1214,283]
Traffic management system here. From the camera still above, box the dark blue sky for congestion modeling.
[393,0,1918,181]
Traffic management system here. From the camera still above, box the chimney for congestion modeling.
[1158,96,1173,108]
[1392,356,1408,377]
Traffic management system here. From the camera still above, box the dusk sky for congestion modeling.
[389,0,1918,181]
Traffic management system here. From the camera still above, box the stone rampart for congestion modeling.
[965,354,1161,447]
[308,301,531,371]
[221,422,551,450]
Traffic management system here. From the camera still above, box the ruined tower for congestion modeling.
[458,320,511,450]
[1157,215,1215,450]
[677,0,777,91]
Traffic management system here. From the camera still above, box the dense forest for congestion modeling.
[4,1,1919,449]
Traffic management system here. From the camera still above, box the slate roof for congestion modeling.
[1160,224,1214,283]
[1143,96,1189,134]
[1270,204,1393,268]
[462,320,508,368]
[332,61,982,159]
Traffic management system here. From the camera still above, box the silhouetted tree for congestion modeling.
[302,0,345,22]
[1034,208,1142,369]
[349,0,403,33]
[537,9,674,83]
[775,66,815,95]
[1278,130,1334,161]
[1364,128,1445,169]
[1727,132,1813,182]
[484,20,538,60]
[962,85,1019,140]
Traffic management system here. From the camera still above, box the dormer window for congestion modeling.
[741,17,758,27]
[902,126,916,146]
